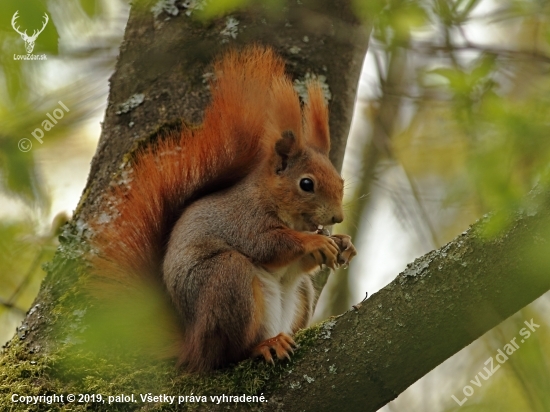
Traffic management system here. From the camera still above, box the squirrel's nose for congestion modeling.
[332,213,344,224]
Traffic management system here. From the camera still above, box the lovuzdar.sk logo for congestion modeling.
[11,10,49,61]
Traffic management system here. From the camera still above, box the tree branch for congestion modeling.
[4,3,548,412]
[261,192,550,411]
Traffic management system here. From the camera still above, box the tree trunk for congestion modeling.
[1,2,548,412]
[78,0,369,221]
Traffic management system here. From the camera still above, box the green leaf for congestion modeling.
[80,0,101,17]
[0,134,48,207]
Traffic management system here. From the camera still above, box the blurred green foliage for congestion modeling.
[0,0,125,343]
[336,0,550,411]
[197,0,275,18]
[0,0,549,410]
[0,219,58,344]
[393,0,550,236]
[0,0,58,206]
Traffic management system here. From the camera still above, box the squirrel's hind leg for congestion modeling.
[250,275,311,365]
[175,250,264,372]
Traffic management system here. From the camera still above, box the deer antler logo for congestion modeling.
[11,11,49,54]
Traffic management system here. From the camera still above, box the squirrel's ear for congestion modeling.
[303,82,330,155]
[267,75,304,173]
[275,130,300,173]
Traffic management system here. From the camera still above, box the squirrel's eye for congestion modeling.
[300,178,314,192]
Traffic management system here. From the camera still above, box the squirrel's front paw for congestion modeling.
[304,235,339,269]
[330,234,357,266]
[252,333,296,365]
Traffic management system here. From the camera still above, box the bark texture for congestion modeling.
[77,0,369,222]
[259,198,550,411]
[2,1,549,412]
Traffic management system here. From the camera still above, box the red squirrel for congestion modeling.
[89,46,357,372]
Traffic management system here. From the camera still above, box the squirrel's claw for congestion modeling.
[330,234,357,266]
[254,344,275,365]
[252,333,296,365]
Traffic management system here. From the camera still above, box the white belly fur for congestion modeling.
[256,265,305,339]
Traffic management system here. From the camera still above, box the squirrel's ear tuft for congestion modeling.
[267,76,303,143]
[303,82,330,155]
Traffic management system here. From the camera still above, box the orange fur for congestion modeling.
[265,76,303,145]
[291,278,314,331]
[304,83,330,154]
[87,46,350,372]
[248,276,265,341]
[89,46,286,287]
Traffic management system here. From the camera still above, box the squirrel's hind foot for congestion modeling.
[252,333,296,365]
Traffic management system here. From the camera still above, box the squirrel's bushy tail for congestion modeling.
[89,46,286,288]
